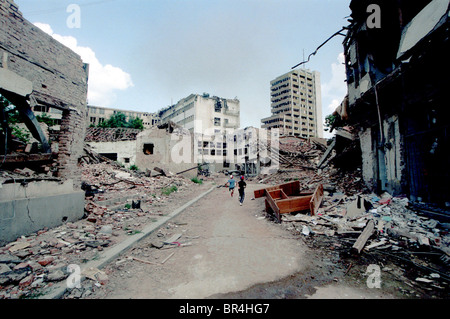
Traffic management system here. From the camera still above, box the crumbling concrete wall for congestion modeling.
[88,140,137,166]
[383,115,403,195]
[358,115,404,195]
[135,129,196,177]
[358,127,377,190]
[0,180,84,246]
[0,0,88,187]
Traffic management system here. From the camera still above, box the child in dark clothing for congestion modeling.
[238,176,246,206]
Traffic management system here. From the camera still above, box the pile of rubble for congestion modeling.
[256,137,328,185]
[0,149,201,299]
[278,137,326,169]
[257,164,367,198]
[256,132,367,197]
[279,190,450,291]
[84,127,141,143]
[255,134,449,294]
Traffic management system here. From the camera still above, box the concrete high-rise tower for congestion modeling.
[262,69,323,138]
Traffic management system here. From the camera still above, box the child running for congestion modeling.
[238,176,246,206]
[227,175,236,197]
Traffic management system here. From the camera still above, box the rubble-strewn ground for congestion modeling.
[1,141,449,299]
[0,160,212,299]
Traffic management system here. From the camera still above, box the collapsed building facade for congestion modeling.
[0,0,88,244]
[85,124,279,178]
[340,0,449,209]
[85,123,197,178]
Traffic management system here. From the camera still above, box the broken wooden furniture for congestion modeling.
[254,181,323,223]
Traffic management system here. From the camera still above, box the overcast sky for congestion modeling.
[15,0,350,138]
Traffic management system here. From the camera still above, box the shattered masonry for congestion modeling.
[0,0,89,244]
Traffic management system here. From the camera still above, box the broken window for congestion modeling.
[33,105,50,113]
[143,143,154,155]
[100,153,118,161]
[0,94,51,155]
[214,100,222,112]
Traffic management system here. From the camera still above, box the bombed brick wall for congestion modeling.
[0,0,88,187]
[0,0,21,21]
[58,108,87,186]
[0,0,88,109]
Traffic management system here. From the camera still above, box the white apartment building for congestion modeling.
[158,93,240,134]
[158,93,240,168]
[87,105,161,129]
[261,69,323,138]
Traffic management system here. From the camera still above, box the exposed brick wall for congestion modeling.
[0,0,88,109]
[0,0,89,188]
[58,108,87,187]
[0,0,22,21]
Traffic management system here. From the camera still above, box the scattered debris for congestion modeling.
[0,147,206,299]
[161,252,175,264]
[129,256,158,266]
[352,220,375,254]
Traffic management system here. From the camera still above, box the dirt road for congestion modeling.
[85,180,395,299]
[86,182,302,298]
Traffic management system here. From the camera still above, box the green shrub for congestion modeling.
[162,185,178,196]
[191,177,203,184]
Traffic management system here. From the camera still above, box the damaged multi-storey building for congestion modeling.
[0,0,89,244]
[338,0,449,209]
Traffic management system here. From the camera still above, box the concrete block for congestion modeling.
[0,190,84,246]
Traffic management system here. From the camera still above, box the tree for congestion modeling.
[36,113,56,127]
[324,113,345,133]
[98,112,127,128]
[324,114,337,132]
[127,116,144,130]
[97,112,144,130]
[0,95,31,145]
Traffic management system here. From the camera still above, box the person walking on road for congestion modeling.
[227,175,236,197]
[238,176,246,206]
